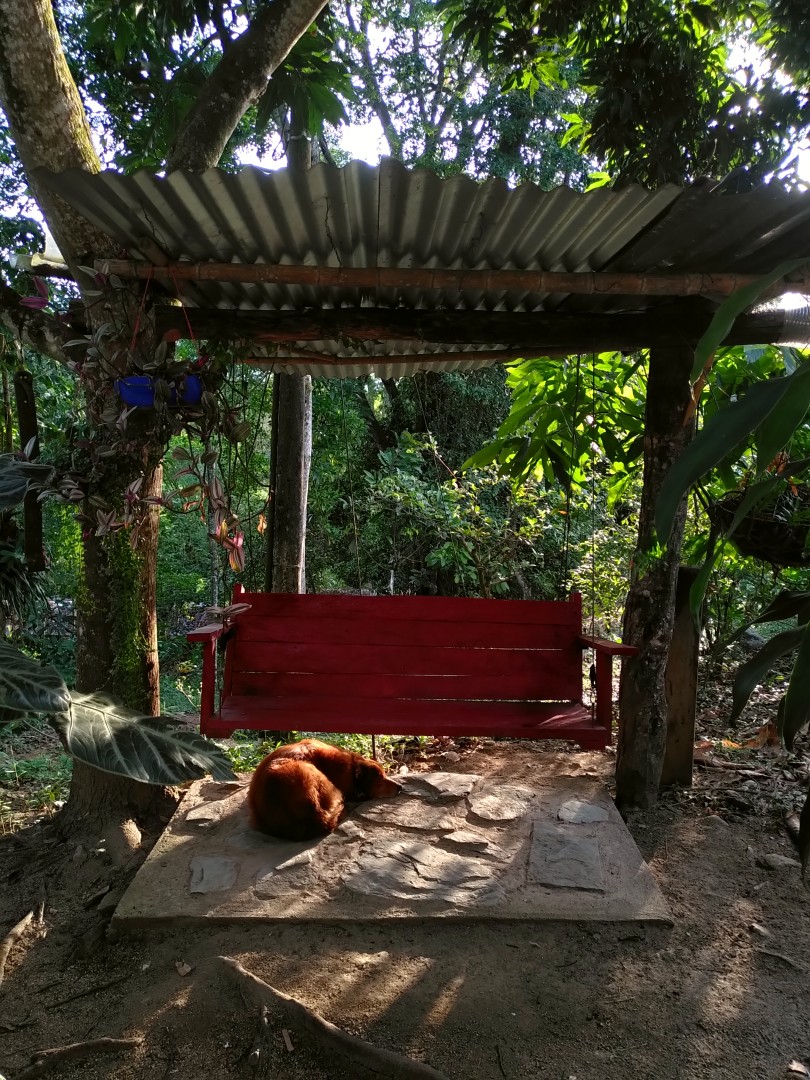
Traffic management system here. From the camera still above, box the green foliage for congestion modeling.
[655,365,810,544]
[0,728,73,815]
[439,0,810,185]
[337,0,589,186]
[54,691,236,784]
[465,352,646,504]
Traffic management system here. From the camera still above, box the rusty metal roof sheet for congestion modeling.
[39,159,810,378]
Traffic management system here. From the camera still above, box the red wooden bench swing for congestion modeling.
[189,358,637,751]
[190,587,635,749]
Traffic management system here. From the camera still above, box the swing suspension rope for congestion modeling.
[562,354,582,597]
[412,376,469,597]
[339,379,364,593]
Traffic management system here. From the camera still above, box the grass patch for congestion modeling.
[220,730,428,772]
[0,718,73,829]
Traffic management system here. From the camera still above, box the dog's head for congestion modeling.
[353,758,401,800]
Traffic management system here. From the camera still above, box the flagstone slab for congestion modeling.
[113,767,672,925]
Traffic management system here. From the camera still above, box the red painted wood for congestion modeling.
[231,641,581,681]
[189,587,629,747]
[212,696,609,748]
[234,614,578,651]
[229,668,581,701]
[229,589,583,626]
[579,634,638,657]
[199,637,217,728]
[594,650,614,734]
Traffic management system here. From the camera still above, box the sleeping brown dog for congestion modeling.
[247,738,401,841]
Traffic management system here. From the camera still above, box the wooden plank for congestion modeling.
[220,695,600,734]
[231,641,582,681]
[661,566,700,788]
[235,614,579,650]
[228,668,581,702]
[216,698,609,747]
[102,258,789,299]
[229,590,582,627]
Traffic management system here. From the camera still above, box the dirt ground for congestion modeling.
[1,713,809,1080]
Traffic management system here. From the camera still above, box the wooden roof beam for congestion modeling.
[99,259,810,298]
[154,303,810,352]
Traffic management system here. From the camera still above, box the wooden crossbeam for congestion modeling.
[153,304,807,352]
[98,258,809,297]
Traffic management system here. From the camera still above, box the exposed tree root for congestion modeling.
[11,1036,142,1079]
[219,955,451,1080]
[0,911,33,991]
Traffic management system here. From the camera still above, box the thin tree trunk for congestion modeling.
[265,104,313,594]
[615,345,696,808]
[268,373,312,592]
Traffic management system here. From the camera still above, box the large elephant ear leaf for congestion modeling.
[781,623,810,751]
[51,693,237,785]
[729,626,806,723]
[0,641,71,716]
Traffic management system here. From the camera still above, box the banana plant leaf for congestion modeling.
[729,626,806,723]
[782,623,810,750]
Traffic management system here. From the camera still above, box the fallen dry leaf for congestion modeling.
[787,1060,809,1076]
[743,722,781,749]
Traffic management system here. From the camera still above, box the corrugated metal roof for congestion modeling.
[39,159,810,378]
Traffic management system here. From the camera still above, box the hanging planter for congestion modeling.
[116,374,203,408]
[709,485,810,567]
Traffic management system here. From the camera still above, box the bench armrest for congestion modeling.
[577,635,639,657]
[576,636,638,737]
[187,623,226,643]
[187,624,227,728]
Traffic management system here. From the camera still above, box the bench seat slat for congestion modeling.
[232,641,582,681]
[217,695,606,745]
[229,669,581,701]
[235,615,577,650]
[234,592,583,626]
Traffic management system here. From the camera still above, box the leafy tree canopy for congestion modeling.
[440,0,810,185]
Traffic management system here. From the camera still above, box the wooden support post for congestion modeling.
[661,566,701,788]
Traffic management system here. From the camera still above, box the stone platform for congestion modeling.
[114,767,672,925]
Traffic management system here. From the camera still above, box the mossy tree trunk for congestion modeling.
[0,0,327,854]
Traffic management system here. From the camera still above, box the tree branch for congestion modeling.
[166,0,328,172]
[0,278,73,367]
[344,2,403,159]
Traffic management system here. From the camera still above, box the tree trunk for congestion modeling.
[265,106,313,594]
[57,760,177,861]
[0,0,326,847]
[266,373,312,592]
[615,345,695,808]
[75,458,162,714]
[166,0,328,172]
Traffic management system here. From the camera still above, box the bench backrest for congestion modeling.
[223,589,585,705]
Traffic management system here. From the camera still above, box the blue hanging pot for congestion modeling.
[116,374,203,408]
